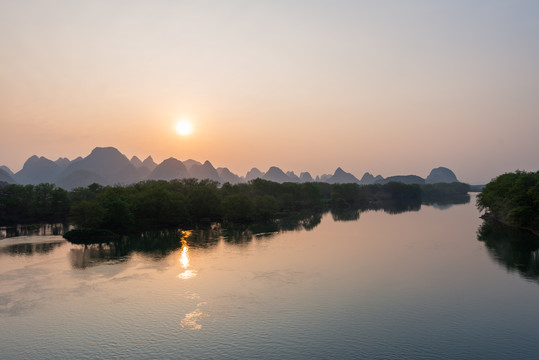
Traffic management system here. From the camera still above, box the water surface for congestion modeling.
[1,197,539,359]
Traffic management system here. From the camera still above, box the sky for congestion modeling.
[1,0,538,184]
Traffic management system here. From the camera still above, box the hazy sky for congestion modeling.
[1,0,538,183]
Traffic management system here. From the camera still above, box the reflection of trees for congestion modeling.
[67,213,327,268]
[330,200,424,222]
[477,220,539,283]
[0,223,68,239]
[331,208,360,222]
[64,195,472,269]
[0,241,64,256]
[423,195,470,209]
[381,201,421,215]
[221,212,323,243]
[69,243,130,269]
[69,229,185,268]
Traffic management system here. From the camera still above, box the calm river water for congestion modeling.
[1,195,539,359]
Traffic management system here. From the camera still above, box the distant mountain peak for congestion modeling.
[189,160,220,182]
[245,167,264,181]
[286,171,300,181]
[263,166,297,183]
[327,167,359,184]
[15,155,61,185]
[55,157,71,168]
[130,156,143,168]
[0,168,16,184]
[299,172,314,182]
[426,167,458,184]
[217,167,242,184]
[183,159,203,170]
[23,155,40,167]
[359,172,382,185]
[2,146,463,189]
[148,157,188,181]
[142,156,157,171]
[0,165,14,176]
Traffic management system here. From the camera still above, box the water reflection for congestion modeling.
[63,214,326,269]
[68,229,183,269]
[330,201,427,222]
[477,220,539,283]
[70,242,130,269]
[0,223,69,239]
[180,302,208,330]
[178,230,197,279]
[423,194,471,209]
[331,208,360,222]
[0,241,64,256]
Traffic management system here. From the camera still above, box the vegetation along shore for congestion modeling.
[477,171,539,235]
[0,179,470,241]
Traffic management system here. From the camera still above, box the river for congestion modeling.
[1,194,539,359]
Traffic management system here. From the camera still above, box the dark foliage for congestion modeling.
[0,183,69,225]
[0,178,471,234]
[63,228,121,244]
[477,171,539,230]
[477,220,539,282]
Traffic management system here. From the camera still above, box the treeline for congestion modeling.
[0,183,70,225]
[0,179,470,233]
[477,170,539,230]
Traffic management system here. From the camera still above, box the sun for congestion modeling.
[175,119,193,136]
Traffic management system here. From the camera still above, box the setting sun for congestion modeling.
[175,119,193,136]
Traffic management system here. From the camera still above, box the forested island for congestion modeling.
[477,171,539,234]
[0,179,470,241]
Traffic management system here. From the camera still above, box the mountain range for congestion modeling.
[0,147,461,190]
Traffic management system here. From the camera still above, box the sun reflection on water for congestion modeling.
[180,302,208,330]
[177,230,197,280]
[176,230,208,330]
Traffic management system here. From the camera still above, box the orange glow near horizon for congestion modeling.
[0,1,538,185]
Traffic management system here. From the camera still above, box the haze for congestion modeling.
[1,1,538,184]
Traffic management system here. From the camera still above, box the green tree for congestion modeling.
[222,193,255,223]
[70,200,106,229]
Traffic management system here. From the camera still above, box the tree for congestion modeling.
[222,194,255,223]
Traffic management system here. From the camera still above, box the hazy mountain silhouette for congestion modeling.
[286,171,301,182]
[217,167,242,184]
[317,174,332,182]
[245,168,264,181]
[14,156,63,185]
[142,156,157,171]
[54,157,71,168]
[263,166,296,183]
[183,159,202,170]
[300,172,314,182]
[58,169,108,190]
[0,165,14,176]
[377,175,425,185]
[130,156,143,168]
[426,167,459,183]
[326,168,360,184]
[129,156,151,179]
[0,168,16,184]
[189,160,220,182]
[359,172,383,185]
[148,158,189,181]
[58,147,140,188]
[0,146,465,189]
